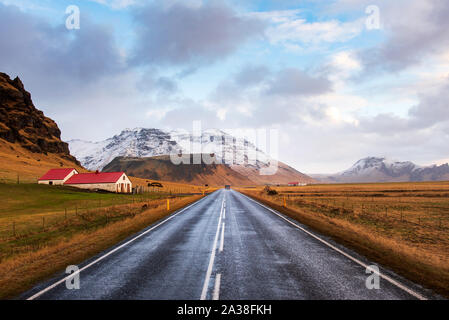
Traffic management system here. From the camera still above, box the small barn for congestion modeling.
[64,171,132,193]
[288,182,299,186]
[38,168,78,185]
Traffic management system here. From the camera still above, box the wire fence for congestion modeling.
[0,196,184,240]
[253,192,449,230]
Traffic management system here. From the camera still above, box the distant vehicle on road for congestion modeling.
[148,182,163,188]
[225,185,231,190]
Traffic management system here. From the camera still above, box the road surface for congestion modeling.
[24,189,435,300]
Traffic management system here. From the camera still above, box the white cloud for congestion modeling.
[330,51,361,74]
[252,9,365,49]
[89,0,137,9]
[146,108,170,120]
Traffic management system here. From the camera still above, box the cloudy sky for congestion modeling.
[1,0,448,173]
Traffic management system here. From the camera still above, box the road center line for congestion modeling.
[239,191,427,301]
[219,222,225,252]
[26,193,213,300]
[212,273,222,300]
[200,193,225,300]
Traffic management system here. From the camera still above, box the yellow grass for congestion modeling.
[130,176,217,194]
[0,195,203,299]
[0,140,86,183]
[237,181,449,297]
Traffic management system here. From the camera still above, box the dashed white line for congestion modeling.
[212,274,222,300]
[26,193,213,300]
[219,222,225,252]
[200,194,225,300]
[239,191,427,301]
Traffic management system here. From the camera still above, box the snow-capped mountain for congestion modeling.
[68,127,314,185]
[311,157,449,183]
[341,157,419,178]
[68,128,269,171]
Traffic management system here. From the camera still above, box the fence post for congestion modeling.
[42,217,45,230]
[12,221,15,237]
[167,199,170,211]
[65,208,67,220]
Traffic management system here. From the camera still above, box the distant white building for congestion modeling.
[288,182,308,186]
[38,168,78,185]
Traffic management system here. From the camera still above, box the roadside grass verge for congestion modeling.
[239,183,449,298]
[0,183,171,218]
[0,194,203,299]
[0,184,180,260]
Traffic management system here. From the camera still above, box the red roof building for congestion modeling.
[64,172,125,184]
[38,168,78,185]
[64,171,132,193]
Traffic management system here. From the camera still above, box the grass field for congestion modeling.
[0,192,203,299]
[0,140,86,184]
[0,182,205,298]
[238,181,449,297]
[0,183,191,261]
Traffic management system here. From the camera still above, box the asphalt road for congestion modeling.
[24,189,435,300]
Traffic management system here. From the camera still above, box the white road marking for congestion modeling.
[223,208,226,220]
[212,273,221,300]
[26,194,213,300]
[219,222,225,252]
[200,193,225,300]
[239,192,428,301]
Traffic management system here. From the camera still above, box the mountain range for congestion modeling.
[68,128,314,185]
[3,71,446,186]
[311,157,449,183]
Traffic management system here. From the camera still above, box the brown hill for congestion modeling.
[230,162,315,185]
[0,139,85,183]
[103,155,315,186]
[103,155,252,186]
[0,72,81,182]
[0,72,78,163]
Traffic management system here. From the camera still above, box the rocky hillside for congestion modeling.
[311,157,449,183]
[0,72,78,164]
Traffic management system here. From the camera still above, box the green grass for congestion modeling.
[0,183,161,219]
[0,183,184,262]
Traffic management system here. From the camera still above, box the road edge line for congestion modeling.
[238,191,427,301]
[26,193,212,300]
